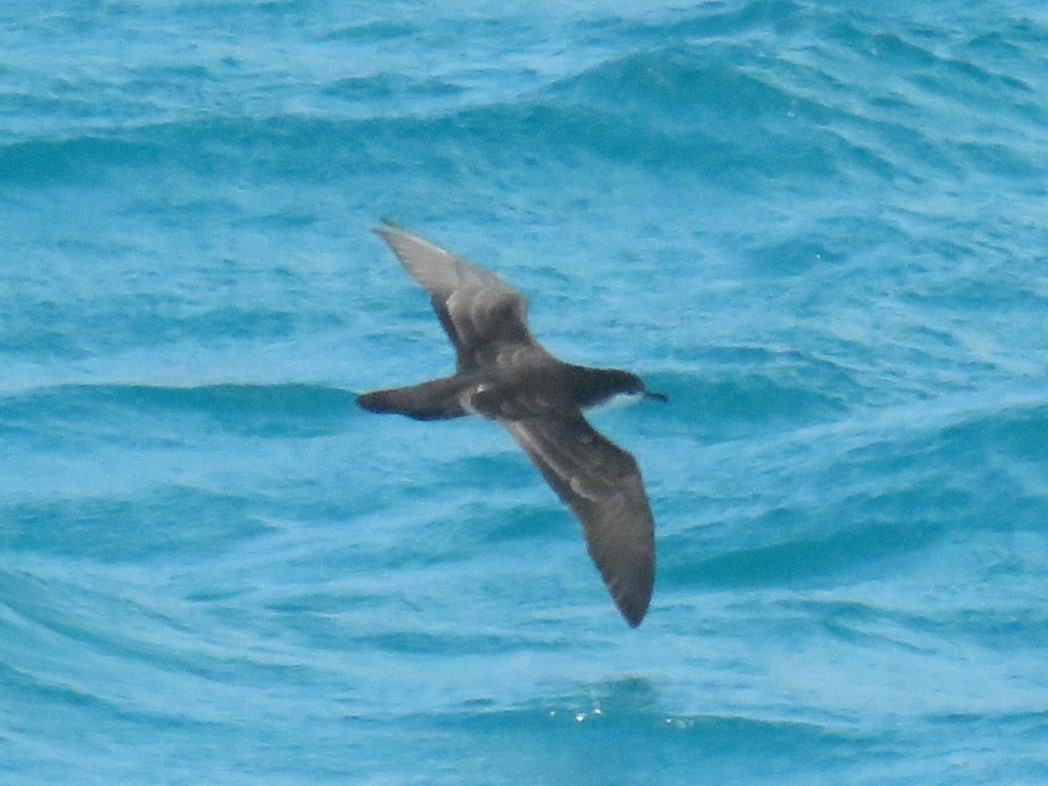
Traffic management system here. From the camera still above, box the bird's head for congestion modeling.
[577,368,668,409]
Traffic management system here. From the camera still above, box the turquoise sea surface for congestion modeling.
[2,1,1047,784]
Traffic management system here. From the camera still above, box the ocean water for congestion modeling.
[2,0,1047,783]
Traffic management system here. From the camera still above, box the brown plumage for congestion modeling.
[358,220,665,627]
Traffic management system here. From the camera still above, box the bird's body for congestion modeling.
[358,220,664,627]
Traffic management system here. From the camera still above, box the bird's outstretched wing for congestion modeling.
[502,413,655,627]
[373,220,548,371]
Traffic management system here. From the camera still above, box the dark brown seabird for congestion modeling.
[358,220,666,627]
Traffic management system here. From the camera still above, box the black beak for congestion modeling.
[644,390,669,403]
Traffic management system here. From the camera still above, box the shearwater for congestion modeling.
[358,220,666,627]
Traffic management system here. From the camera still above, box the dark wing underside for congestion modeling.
[373,221,550,371]
[502,413,656,627]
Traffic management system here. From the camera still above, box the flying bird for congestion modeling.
[358,220,665,627]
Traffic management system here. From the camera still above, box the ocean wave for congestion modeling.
[0,383,360,454]
[3,2,1047,781]
[4,25,1041,197]
[3,0,1043,199]
[3,483,270,563]
[661,394,1048,594]
[0,135,162,185]
[1,300,319,359]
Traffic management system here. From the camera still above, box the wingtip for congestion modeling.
[371,218,399,240]
[620,597,650,628]
[609,561,654,628]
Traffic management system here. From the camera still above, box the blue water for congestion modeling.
[2,1,1047,783]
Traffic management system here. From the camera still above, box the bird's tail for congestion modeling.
[357,374,474,421]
